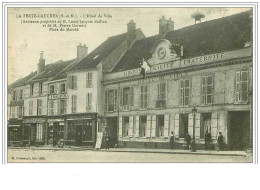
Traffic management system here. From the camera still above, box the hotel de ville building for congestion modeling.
[8,10,253,151]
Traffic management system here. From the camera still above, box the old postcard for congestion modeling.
[6,6,254,163]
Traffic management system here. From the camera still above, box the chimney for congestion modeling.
[77,43,88,59]
[37,51,45,75]
[159,16,174,38]
[127,20,136,46]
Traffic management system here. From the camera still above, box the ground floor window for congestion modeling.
[139,116,147,137]
[36,123,43,142]
[200,113,212,139]
[122,117,129,137]
[156,115,164,137]
[179,114,188,138]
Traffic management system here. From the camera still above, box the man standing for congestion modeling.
[217,132,224,151]
[185,133,191,150]
[170,131,175,150]
[205,130,212,150]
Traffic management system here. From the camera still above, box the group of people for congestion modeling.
[170,131,225,151]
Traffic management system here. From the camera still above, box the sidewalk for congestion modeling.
[8,146,250,157]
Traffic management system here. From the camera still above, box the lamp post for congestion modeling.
[191,107,197,152]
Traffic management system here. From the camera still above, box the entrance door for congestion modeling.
[75,125,83,146]
[228,111,250,150]
[106,117,118,147]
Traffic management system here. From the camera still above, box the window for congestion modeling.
[30,84,34,96]
[156,83,166,108]
[60,100,67,114]
[86,72,93,87]
[50,85,55,94]
[105,90,118,112]
[50,101,54,115]
[36,123,43,142]
[180,79,190,106]
[86,93,92,111]
[71,95,77,113]
[60,83,66,93]
[11,107,15,118]
[140,85,148,109]
[121,87,134,110]
[71,76,77,89]
[202,76,213,104]
[18,106,23,118]
[19,90,23,100]
[235,71,249,103]
[139,116,147,137]
[156,115,164,137]
[38,99,43,116]
[122,117,129,137]
[179,114,188,138]
[12,90,16,101]
[39,82,43,94]
[29,101,33,115]
[201,113,212,139]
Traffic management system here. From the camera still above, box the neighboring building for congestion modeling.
[103,11,252,150]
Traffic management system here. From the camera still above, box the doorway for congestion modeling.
[228,111,250,150]
[106,117,118,147]
[75,125,83,146]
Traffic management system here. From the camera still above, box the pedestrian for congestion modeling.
[205,130,212,150]
[217,132,224,151]
[170,131,175,150]
[185,133,191,150]
[105,134,110,150]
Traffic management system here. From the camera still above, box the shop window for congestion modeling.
[36,123,43,142]
[201,113,212,139]
[86,93,92,111]
[139,116,147,137]
[122,117,129,137]
[202,75,213,104]
[60,100,67,114]
[105,89,118,112]
[60,83,66,93]
[38,99,43,116]
[235,71,249,103]
[156,83,166,108]
[179,114,188,138]
[180,79,190,106]
[49,85,55,94]
[140,85,148,109]
[50,100,54,115]
[156,115,164,137]
[86,72,93,87]
[19,90,23,100]
[71,95,77,113]
[29,101,33,115]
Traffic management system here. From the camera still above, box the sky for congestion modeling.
[8,7,251,84]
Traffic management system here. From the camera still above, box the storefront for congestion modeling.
[47,117,65,146]
[8,119,23,146]
[65,113,97,147]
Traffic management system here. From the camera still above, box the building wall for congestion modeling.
[24,96,48,116]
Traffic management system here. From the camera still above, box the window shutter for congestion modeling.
[114,90,118,111]
[67,76,72,89]
[130,86,134,106]
[180,80,183,106]
[146,115,151,137]
[211,112,218,139]
[128,116,133,137]
[86,73,88,88]
[135,116,139,137]
[195,113,200,139]
[235,72,240,102]
[188,114,193,136]
[120,88,123,107]
[119,117,122,138]
[105,91,108,111]
[174,114,179,138]
[188,79,192,105]
[74,76,77,89]
[89,93,92,108]
[57,100,60,115]
[164,114,170,137]
[151,115,156,137]
[147,85,149,108]
[157,84,160,99]
[202,76,205,104]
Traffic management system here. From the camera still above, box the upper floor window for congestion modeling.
[120,87,134,111]
[12,90,16,101]
[180,79,190,106]
[30,84,34,96]
[60,83,66,93]
[71,95,77,113]
[19,90,23,100]
[50,100,54,115]
[72,76,77,89]
[235,71,249,103]
[156,83,166,108]
[29,101,33,115]
[18,106,23,118]
[60,99,67,114]
[202,76,213,104]
[86,93,92,111]
[86,72,93,87]
[38,99,43,116]
[39,82,43,94]
[140,85,148,109]
[105,89,118,112]
[49,85,55,94]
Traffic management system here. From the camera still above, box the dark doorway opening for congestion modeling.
[75,125,83,146]
[179,114,188,138]
[106,117,118,147]
[228,111,250,150]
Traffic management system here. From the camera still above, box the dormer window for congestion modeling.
[60,83,66,93]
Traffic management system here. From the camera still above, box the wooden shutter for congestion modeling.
[151,115,156,137]
[195,113,200,139]
[164,114,170,137]
[57,100,60,115]
[180,80,183,106]
[86,73,88,87]
[114,90,118,111]
[130,86,134,106]
[128,116,134,137]
[174,114,179,138]
[120,88,123,107]
[146,115,151,137]
[211,112,218,139]
[74,76,77,89]
[89,93,92,108]
[188,114,193,136]
[119,117,122,138]
[135,116,140,138]
[105,91,108,111]
[67,76,72,89]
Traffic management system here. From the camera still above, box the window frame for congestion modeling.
[71,95,77,113]
[60,83,66,93]
[38,99,43,116]
[50,100,54,115]
[140,85,148,109]
[60,99,67,114]
[202,75,214,105]
[19,90,23,100]
[180,79,190,106]
[235,70,249,103]
[86,72,93,88]
[49,85,55,94]
[29,101,33,115]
